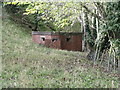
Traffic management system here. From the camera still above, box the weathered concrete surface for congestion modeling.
[32,31,82,51]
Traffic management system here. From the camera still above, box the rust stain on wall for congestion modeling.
[32,31,82,51]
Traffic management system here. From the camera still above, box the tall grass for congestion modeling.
[1,11,119,88]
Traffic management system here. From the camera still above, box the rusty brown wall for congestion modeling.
[60,35,82,51]
[44,35,61,49]
[32,35,42,44]
[32,34,82,51]
[32,35,61,49]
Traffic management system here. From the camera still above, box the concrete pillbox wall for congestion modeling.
[32,31,82,51]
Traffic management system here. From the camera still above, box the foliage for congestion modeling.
[3,1,120,71]
[95,2,120,70]
[2,16,119,88]
[4,2,83,31]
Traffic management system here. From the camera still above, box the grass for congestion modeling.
[0,4,2,89]
[1,10,119,88]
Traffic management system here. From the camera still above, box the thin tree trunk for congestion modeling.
[96,9,99,39]
[92,9,97,40]
[83,11,87,51]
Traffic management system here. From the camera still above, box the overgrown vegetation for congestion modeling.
[94,2,120,71]
[1,5,119,88]
[1,1,120,88]
[4,1,120,72]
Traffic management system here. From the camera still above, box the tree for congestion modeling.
[94,2,120,70]
[4,1,120,72]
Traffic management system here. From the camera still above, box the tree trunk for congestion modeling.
[83,11,87,51]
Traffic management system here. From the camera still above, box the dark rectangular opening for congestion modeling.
[40,36,45,41]
[66,38,71,42]
[52,38,58,42]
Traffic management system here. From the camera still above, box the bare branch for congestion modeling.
[80,3,103,20]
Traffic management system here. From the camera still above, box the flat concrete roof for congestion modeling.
[32,31,83,35]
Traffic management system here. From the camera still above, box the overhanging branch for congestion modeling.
[80,3,103,20]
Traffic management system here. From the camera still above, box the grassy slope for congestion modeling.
[0,3,2,89]
[2,12,119,88]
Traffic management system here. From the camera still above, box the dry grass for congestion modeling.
[1,11,119,88]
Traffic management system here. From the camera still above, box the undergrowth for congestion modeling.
[1,11,119,88]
